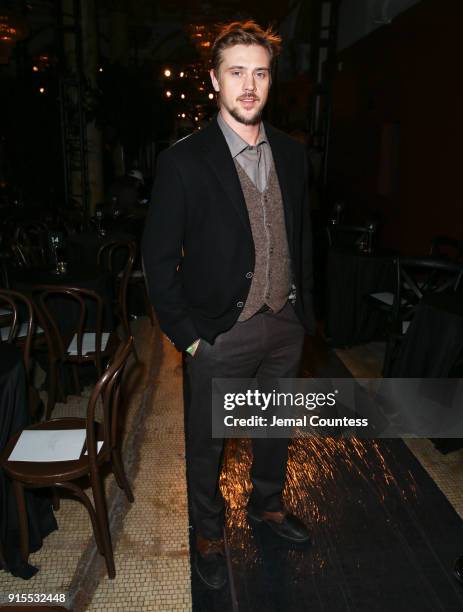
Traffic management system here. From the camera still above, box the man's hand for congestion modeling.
[186,338,201,356]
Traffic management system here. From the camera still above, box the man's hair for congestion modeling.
[211,20,282,76]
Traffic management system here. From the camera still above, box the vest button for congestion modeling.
[246,272,253,279]
[236,301,244,308]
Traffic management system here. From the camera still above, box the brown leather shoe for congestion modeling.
[194,534,227,590]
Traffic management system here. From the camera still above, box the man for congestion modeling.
[107,168,144,215]
[142,21,315,590]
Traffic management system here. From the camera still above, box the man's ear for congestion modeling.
[210,68,220,93]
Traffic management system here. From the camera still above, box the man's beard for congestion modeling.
[228,106,262,126]
[221,97,264,126]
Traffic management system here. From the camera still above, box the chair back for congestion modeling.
[429,235,463,262]
[36,285,104,362]
[10,241,31,269]
[15,222,49,267]
[97,240,136,295]
[391,257,463,332]
[97,240,136,337]
[0,257,9,289]
[327,224,375,252]
[86,336,133,468]
[0,289,34,373]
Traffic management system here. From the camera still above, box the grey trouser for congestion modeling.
[185,301,305,539]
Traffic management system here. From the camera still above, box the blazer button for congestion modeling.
[237,301,244,308]
[246,272,253,279]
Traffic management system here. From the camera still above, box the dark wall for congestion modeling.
[328,0,463,254]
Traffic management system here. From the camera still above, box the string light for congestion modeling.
[181,113,186,118]
[165,90,172,98]
[208,93,214,99]
[194,116,199,121]
[164,68,171,77]
[180,71,184,77]
[98,67,103,72]
[39,87,45,94]
[180,93,185,99]
[32,65,38,72]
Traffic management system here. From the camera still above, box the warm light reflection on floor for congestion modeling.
[220,437,418,569]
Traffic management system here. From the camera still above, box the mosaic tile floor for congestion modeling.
[0,318,192,611]
[85,330,191,611]
[2,330,463,610]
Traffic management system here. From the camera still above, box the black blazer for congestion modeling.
[142,115,315,351]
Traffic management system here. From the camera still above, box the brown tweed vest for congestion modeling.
[234,160,291,321]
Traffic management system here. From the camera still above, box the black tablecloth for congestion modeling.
[0,344,57,578]
[106,213,145,240]
[325,248,395,346]
[66,230,135,269]
[12,264,114,332]
[68,229,149,317]
[390,293,463,377]
[11,265,115,392]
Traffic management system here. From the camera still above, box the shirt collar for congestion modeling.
[217,112,267,158]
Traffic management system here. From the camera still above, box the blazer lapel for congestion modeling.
[200,118,252,239]
[265,123,295,247]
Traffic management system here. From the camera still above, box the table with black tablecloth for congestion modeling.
[11,265,115,393]
[66,230,135,269]
[390,293,463,377]
[66,231,147,316]
[0,343,57,578]
[325,247,395,346]
[11,264,114,332]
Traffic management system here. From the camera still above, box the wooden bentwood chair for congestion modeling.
[36,285,120,417]
[97,240,138,358]
[368,256,463,375]
[0,336,134,579]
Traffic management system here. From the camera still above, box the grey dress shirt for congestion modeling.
[217,112,272,193]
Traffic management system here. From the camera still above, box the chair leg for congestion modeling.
[383,334,397,377]
[58,482,104,555]
[46,361,58,420]
[130,338,139,363]
[142,283,155,326]
[51,487,60,511]
[95,356,103,379]
[56,365,66,403]
[90,471,115,579]
[72,365,81,396]
[13,481,29,563]
[122,307,138,362]
[111,448,134,503]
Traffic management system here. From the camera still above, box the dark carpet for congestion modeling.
[188,334,463,611]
